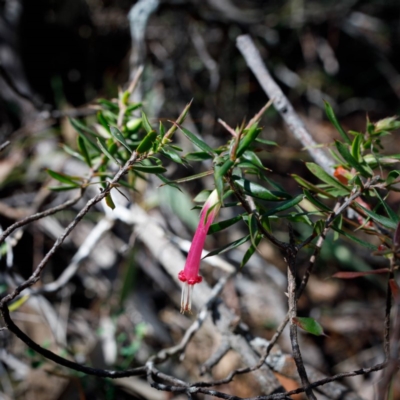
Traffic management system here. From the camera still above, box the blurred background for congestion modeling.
[1,0,400,399]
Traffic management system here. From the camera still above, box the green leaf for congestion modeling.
[69,118,100,137]
[48,185,80,191]
[97,111,111,134]
[136,131,158,154]
[350,133,363,163]
[141,111,153,133]
[208,214,243,234]
[255,138,277,146]
[156,174,181,191]
[184,151,213,161]
[262,195,305,217]
[132,164,167,174]
[324,101,351,144]
[386,170,400,185]
[97,138,121,165]
[105,193,116,210]
[234,178,288,201]
[335,141,372,177]
[291,174,334,198]
[98,98,119,111]
[71,120,101,153]
[240,234,262,268]
[203,235,250,259]
[160,170,213,187]
[313,219,325,236]
[236,124,261,158]
[293,317,326,336]
[331,226,378,250]
[214,165,225,204]
[126,118,142,132]
[306,163,350,194]
[249,213,259,248]
[355,203,398,230]
[77,136,92,167]
[47,169,81,186]
[177,125,215,155]
[242,150,265,169]
[162,148,184,164]
[63,144,85,162]
[303,190,331,212]
[126,102,142,113]
[373,189,400,223]
[216,159,235,180]
[110,126,131,152]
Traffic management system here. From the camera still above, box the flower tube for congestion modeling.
[178,189,220,313]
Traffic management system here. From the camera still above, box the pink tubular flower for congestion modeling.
[178,189,220,313]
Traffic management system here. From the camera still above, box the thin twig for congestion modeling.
[286,226,316,400]
[0,151,138,306]
[0,193,83,245]
[0,141,10,152]
[236,34,334,174]
[1,306,146,378]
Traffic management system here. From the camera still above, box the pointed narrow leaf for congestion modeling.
[70,118,100,137]
[73,125,101,153]
[63,144,85,162]
[214,165,225,204]
[306,163,350,194]
[216,159,235,181]
[291,174,334,197]
[48,185,80,191]
[97,111,111,134]
[77,136,92,167]
[47,169,81,186]
[132,165,167,173]
[105,193,116,210]
[141,111,153,133]
[324,101,351,144]
[236,124,261,158]
[355,203,398,230]
[234,178,288,201]
[110,126,132,152]
[162,148,184,164]
[136,130,158,154]
[208,214,243,234]
[373,189,400,224]
[98,98,119,111]
[126,102,142,113]
[97,138,120,165]
[156,173,181,191]
[203,235,250,259]
[256,138,277,146]
[331,226,378,250]
[335,141,372,177]
[184,151,213,161]
[350,134,363,163]
[241,234,262,268]
[249,213,259,248]
[262,195,305,218]
[177,125,215,155]
[303,190,331,212]
[293,317,326,336]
